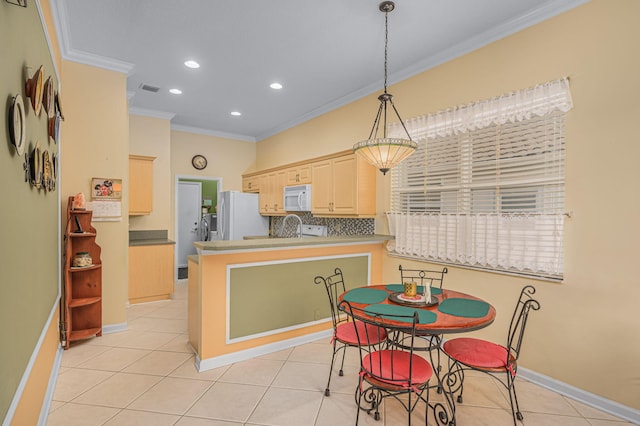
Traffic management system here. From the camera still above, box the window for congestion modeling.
[387,78,572,280]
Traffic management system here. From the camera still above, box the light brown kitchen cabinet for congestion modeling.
[244,149,376,217]
[242,175,260,193]
[286,164,311,185]
[311,153,376,217]
[259,170,287,215]
[129,155,155,215]
[63,196,102,349]
[128,244,174,304]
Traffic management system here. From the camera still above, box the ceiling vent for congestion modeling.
[139,83,160,93]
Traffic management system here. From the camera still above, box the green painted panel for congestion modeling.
[1,2,60,421]
[229,256,369,339]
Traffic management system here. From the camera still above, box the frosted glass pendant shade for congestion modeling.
[353,137,417,175]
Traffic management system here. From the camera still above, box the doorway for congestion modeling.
[175,175,222,281]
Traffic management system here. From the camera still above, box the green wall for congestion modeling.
[180,178,218,213]
[0,2,59,421]
[229,256,369,339]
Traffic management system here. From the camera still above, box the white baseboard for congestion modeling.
[102,322,128,334]
[196,329,333,372]
[38,344,64,426]
[518,367,640,425]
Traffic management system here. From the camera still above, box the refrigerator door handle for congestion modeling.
[219,197,225,240]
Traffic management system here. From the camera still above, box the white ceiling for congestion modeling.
[52,0,587,142]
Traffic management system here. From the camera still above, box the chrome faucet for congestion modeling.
[279,214,303,238]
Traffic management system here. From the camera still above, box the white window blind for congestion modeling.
[388,78,572,280]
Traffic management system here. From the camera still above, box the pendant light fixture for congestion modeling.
[353,1,417,175]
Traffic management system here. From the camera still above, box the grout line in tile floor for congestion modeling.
[47,281,634,426]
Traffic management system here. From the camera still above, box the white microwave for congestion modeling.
[284,184,312,212]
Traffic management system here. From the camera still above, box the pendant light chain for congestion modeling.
[384,9,389,94]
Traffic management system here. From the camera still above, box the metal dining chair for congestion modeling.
[442,285,541,425]
[398,265,449,378]
[399,264,448,291]
[314,268,387,397]
[339,299,434,425]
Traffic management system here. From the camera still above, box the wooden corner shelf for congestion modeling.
[63,196,102,349]
[68,296,102,308]
[68,327,102,343]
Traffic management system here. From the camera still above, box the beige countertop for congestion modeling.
[194,234,393,252]
[129,229,175,246]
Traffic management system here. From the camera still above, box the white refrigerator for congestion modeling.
[218,191,269,240]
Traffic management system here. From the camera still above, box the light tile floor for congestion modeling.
[48,282,633,426]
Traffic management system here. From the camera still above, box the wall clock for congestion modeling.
[191,154,208,170]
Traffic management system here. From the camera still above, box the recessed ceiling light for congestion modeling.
[169,88,182,95]
[270,82,283,90]
[230,111,242,116]
[184,60,200,69]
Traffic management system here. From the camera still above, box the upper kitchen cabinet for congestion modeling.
[259,170,287,215]
[129,155,155,215]
[242,174,260,193]
[286,164,311,185]
[311,152,376,217]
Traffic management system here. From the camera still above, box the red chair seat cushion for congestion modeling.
[336,321,387,345]
[443,337,509,369]
[362,350,433,387]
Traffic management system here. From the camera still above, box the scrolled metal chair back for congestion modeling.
[314,267,347,328]
[506,285,541,367]
[399,264,448,289]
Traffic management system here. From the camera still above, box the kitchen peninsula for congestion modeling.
[188,235,392,371]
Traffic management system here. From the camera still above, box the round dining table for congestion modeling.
[339,284,496,426]
[338,284,496,335]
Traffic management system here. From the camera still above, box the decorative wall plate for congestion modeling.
[31,142,42,188]
[54,91,64,120]
[43,76,54,116]
[51,152,57,191]
[48,113,60,143]
[42,150,52,191]
[25,66,44,115]
[9,94,26,155]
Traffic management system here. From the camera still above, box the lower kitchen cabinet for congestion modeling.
[128,244,174,304]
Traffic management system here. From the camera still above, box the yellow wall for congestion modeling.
[129,114,172,231]
[171,130,258,192]
[10,311,60,425]
[256,0,640,409]
[59,61,129,327]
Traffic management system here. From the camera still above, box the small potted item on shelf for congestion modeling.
[72,252,92,268]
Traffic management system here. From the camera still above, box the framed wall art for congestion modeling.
[91,178,122,200]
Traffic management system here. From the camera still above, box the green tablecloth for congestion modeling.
[343,288,388,304]
[364,303,437,324]
[438,298,490,318]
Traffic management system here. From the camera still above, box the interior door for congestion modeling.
[177,181,202,268]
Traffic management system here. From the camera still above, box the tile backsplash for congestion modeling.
[270,213,374,237]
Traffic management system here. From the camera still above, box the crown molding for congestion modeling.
[50,0,134,74]
[171,124,257,143]
[129,107,175,121]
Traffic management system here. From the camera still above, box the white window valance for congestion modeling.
[389,77,572,139]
